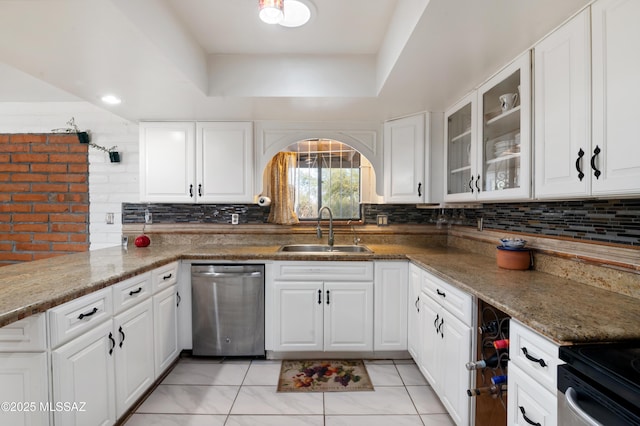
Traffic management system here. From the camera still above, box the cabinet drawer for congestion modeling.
[507,363,557,426]
[152,261,179,293]
[273,261,373,281]
[0,314,47,352]
[421,270,473,326]
[48,288,113,348]
[113,272,152,314]
[509,319,562,393]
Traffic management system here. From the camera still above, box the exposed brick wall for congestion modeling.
[0,134,89,266]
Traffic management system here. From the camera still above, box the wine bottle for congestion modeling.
[491,375,507,385]
[478,320,499,335]
[478,318,510,335]
[465,353,509,370]
[466,384,507,398]
[492,339,510,351]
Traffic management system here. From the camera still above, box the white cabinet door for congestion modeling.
[534,9,591,198]
[445,93,478,202]
[153,285,179,377]
[591,0,640,196]
[416,267,474,426]
[440,309,473,426]
[477,52,532,200]
[0,353,49,426]
[51,320,116,426]
[507,363,557,426]
[273,281,323,351]
[196,122,254,203]
[324,282,373,352]
[383,113,427,203]
[418,293,440,388]
[374,261,408,351]
[407,264,421,361]
[114,298,155,418]
[139,122,196,203]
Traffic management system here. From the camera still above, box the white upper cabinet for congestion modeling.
[140,122,196,203]
[444,52,531,202]
[383,113,428,203]
[476,52,532,201]
[534,9,591,198]
[140,121,254,203]
[535,0,640,198]
[196,122,254,203]
[445,92,477,202]
[591,0,640,196]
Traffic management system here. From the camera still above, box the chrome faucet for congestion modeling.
[316,206,334,247]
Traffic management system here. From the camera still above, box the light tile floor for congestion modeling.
[124,357,455,426]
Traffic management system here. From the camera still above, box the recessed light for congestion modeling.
[279,0,312,28]
[101,94,121,105]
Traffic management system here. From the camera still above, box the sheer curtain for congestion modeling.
[267,152,299,225]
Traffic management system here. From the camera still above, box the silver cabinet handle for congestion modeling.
[565,387,603,426]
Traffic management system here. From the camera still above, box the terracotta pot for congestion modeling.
[496,247,531,270]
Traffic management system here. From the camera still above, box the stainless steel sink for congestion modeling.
[278,244,373,254]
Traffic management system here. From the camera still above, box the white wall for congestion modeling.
[0,102,139,250]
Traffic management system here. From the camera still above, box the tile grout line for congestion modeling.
[393,360,428,425]
[223,358,254,424]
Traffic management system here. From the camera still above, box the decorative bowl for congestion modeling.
[499,238,527,249]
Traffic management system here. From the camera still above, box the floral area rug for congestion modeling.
[277,360,374,392]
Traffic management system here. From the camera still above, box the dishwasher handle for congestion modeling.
[193,271,262,278]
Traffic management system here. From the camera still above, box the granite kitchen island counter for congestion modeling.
[0,242,638,346]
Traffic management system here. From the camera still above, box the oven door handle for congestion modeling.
[565,387,604,426]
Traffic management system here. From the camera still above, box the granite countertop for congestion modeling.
[1,243,638,345]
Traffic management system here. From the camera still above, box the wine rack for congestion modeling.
[473,300,511,426]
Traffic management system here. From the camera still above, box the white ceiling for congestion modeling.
[0,0,590,123]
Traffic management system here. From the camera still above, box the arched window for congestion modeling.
[286,139,361,220]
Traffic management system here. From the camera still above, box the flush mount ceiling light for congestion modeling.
[280,0,312,28]
[101,94,122,105]
[259,0,312,27]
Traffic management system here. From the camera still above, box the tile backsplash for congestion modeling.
[123,198,640,246]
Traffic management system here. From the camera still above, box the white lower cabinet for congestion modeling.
[507,363,557,426]
[419,292,472,426]
[51,299,156,425]
[273,280,373,352]
[410,265,474,426]
[407,264,421,360]
[51,320,116,426]
[270,261,374,352]
[508,319,562,426]
[153,285,180,376]
[0,314,49,426]
[324,282,373,351]
[114,298,154,417]
[0,353,49,426]
[273,281,324,351]
[48,264,181,425]
[373,261,408,351]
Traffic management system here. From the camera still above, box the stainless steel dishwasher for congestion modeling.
[191,264,265,356]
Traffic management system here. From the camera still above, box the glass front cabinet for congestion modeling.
[445,93,476,201]
[445,52,531,202]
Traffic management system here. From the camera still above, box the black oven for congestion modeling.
[558,342,640,426]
